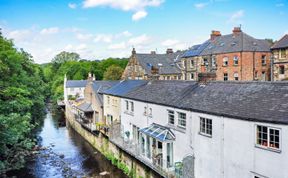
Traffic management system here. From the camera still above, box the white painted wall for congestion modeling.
[120,98,193,166]
[120,98,288,178]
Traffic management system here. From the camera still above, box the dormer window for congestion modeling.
[223,57,228,66]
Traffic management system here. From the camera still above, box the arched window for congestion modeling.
[223,57,228,66]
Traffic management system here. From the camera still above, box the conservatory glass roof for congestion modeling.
[139,123,175,142]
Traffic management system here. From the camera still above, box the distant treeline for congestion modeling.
[41,51,128,102]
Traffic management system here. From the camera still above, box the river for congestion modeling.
[6,108,128,178]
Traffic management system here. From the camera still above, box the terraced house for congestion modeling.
[122,48,185,80]
[181,27,272,81]
[100,80,288,178]
[272,34,288,81]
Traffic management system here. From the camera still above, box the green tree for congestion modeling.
[103,65,124,80]
[0,31,47,172]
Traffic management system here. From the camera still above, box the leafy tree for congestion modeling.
[104,65,124,80]
[0,32,47,172]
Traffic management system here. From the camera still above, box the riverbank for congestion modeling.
[4,108,128,178]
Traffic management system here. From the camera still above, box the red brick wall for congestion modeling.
[215,52,271,81]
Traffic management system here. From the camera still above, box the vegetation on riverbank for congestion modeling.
[42,51,128,103]
[0,31,48,173]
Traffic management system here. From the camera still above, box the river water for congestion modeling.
[7,109,128,178]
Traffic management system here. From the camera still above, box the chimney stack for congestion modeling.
[88,72,93,82]
[151,51,156,54]
[166,48,173,54]
[132,48,136,55]
[232,27,242,35]
[210,30,221,40]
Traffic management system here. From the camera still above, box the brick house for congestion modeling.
[182,27,272,81]
[121,48,185,80]
[271,34,288,81]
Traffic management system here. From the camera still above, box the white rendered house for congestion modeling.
[113,80,288,178]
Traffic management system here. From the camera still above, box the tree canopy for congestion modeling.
[0,32,47,172]
[104,65,124,80]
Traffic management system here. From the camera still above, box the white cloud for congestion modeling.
[82,0,164,20]
[68,3,77,9]
[161,39,179,47]
[7,29,31,41]
[76,33,94,41]
[64,44,74,50]
[40,27,59,35]
[132,10,147,21]
[108,42,126,50]
[194,3,208,9]
[94,34,113,43]
[76,43,88,50]
[128,34,150,45]
[227,10,244,24]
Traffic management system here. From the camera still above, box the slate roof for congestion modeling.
[136,51,185,75]
[66,80,87,88]
[101,80,148,96]
[201,33,271,55]
[76,102,93,112]
[91,81,120,106]
[182,40,211,58]
[119,80,288,125]
[271,34,288,49]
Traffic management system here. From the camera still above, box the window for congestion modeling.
[190,73,194,80]
[203,58,208,66]
[279,65,285,74]
[212,55,216,67]
[130,101,134,112]
[167,76,170,80]
[233,56,239,65]
[280,49,286,58]
[190,59,194,68]
[261,55,266,65]
[168,110,175,125]
[223,57,228,66]
[256,125,280,150]
[224,73,228,81]
[234,72,239,81]
[107,96,110,105]
[177,112,186,128]
[149,108,152,116]
[144,106,147,115]
[200,117,212,136]
[125,100,129,110]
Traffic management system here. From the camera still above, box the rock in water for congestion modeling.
[99,171,110,175]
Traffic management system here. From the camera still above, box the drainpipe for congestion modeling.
[253,50,255,80]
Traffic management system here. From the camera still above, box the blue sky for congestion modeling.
[0,0,287,63]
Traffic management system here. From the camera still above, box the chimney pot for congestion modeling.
[132,48,136,55]
[166,48,173,54]
[210,30,221,40]
[233,27,242,35]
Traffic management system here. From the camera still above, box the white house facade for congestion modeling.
[64,74,88,101]
[113,80,288,178]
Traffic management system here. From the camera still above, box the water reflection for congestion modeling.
[7,109,128,178]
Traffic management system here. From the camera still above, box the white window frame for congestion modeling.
[190,59,194,68]
[130,101,134,112]
[190,73,194,80]
[223,57,228,66]
[233,56,239,65]
[234,72,239,81]
[168,110,175,125]
[199,117,212,137]
[125,100,129,111]
[224,73,228,81]
[261,55,266,65]
[255,125,281,152]
[177,112,186,129]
